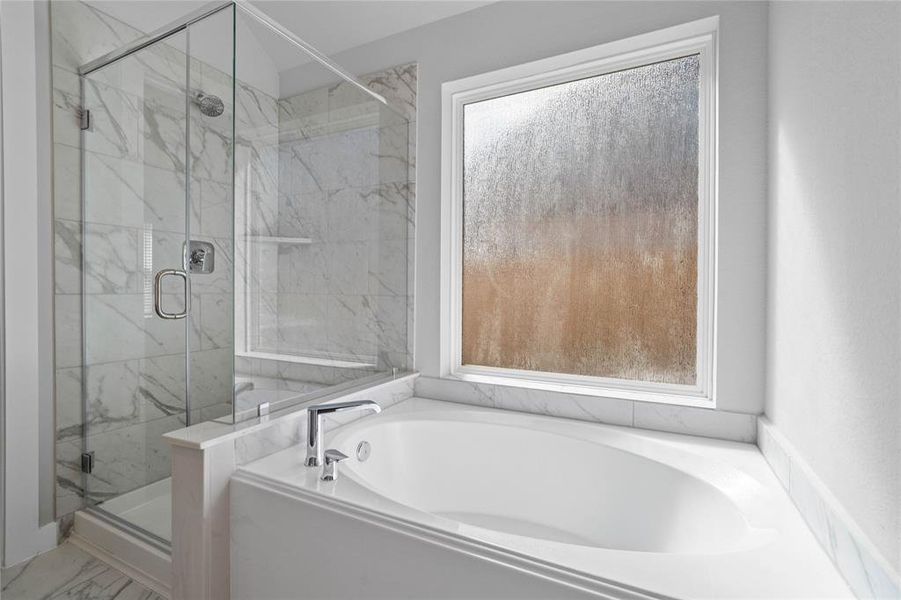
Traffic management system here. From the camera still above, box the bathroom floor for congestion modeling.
[0,542,163,600]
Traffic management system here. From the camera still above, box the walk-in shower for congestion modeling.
[61,0,411,547]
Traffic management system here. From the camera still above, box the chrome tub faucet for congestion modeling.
[305,400,381,467]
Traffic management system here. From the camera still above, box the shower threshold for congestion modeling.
[71,485,173,596]
[96,478,172,543]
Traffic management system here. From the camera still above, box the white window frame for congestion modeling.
[440,17,719,408]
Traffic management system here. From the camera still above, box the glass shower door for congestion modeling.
[80,31,192,540]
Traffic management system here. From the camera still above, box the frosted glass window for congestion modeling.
[461,55,701,385]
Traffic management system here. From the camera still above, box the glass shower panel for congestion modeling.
[81,30,191,536]
[185,7,236,427]
[232,8,410,421]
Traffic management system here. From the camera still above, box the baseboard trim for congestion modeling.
[71,510,172,598]
[757,417,900,599]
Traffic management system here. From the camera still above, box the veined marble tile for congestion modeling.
[362,63,418,122]
[189,116,232,185]
[83,294,186,364]
[85,413,185,499]
[145,95,189,177]
[83,152,143,228]
[151,230,188,295]
[278,87,329,143]
[55,440,87,517]
[378,122,411,186]
[140,353,188,416]
[377,181,414,242]
[405,292,415,368]
[82,77,144,163]
[1,542,164,600]
[633,402,757,442]
[55,219,82,295]
[324,183,410,243]
[236,81,279,145]
[280,127,380,195]
[326,242,369,295]
[277,242,328,294]
[84,358,185,437]
[196,60,234,112]
[54,294,83,369]
[50,0,141,71]
[327,295,379,360]
[248,291,279,351]
[233,374,416,464]
[327,187,377,243]
[87,37,187,102]
[189,348,233,409]
[84,223,142,294]
[328,77,383,125]
[56,367,83,442]
[52,66,82,148]
[369,294,408,356]
[276,293,329,356]
[492,384,634,427]
[198,179,233,238]
[415,376,496,406]
[197,293,232,351]
[757,420,791,488]
[407,119,417,184]
[188,236,233,295]
[53,143,81,222]
[195,401,233,425]
[276,189,327,240]
[144,164,189,233]
[369,238,408,297]
[236,236,279,294]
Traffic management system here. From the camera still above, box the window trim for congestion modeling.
[440,17,719,408]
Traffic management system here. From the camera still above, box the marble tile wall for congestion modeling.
[50,0,417,519]
[49,1,248,517]
[414,376,758,443]
[263,63,416,374]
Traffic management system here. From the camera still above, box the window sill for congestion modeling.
[451,368,714,409]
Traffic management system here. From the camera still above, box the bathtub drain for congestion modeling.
[356,441,371,462]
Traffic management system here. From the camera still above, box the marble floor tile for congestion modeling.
[0,542,164,600]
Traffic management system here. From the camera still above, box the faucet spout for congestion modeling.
[305,400,381,467]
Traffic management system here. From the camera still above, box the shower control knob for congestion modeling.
[185,240,215,274]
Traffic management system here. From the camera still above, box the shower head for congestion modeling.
[194,92,224,117]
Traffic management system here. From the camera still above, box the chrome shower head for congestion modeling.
[194,92,224,117]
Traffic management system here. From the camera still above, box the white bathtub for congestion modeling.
[230,398,851,599]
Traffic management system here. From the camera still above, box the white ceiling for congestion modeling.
[249,1,491,57]
[88,0,491,61]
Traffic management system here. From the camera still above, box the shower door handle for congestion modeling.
[153,269,190,320]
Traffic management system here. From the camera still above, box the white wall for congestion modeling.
[319,1,769,415]
[766,1,900,571]
[0,0,58,566]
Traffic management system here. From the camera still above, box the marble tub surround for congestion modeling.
[758,418,900,599]
[162,373,416,600]
[415,376,758,443]
[238,62,417,375]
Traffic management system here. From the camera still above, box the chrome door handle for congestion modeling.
[153,269,190,319]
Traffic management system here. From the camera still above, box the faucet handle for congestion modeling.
[321,449,349,481]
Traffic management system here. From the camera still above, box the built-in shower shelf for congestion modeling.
[244,236,313,245]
